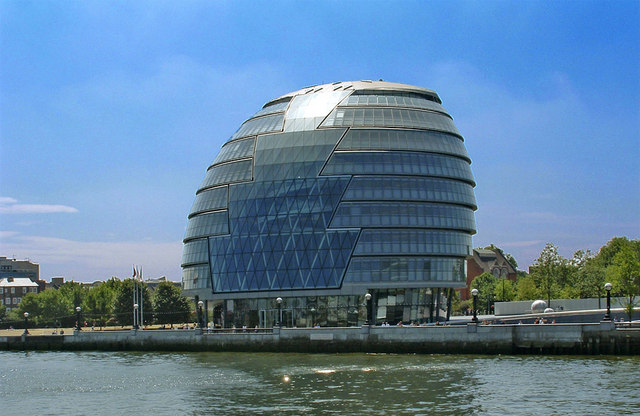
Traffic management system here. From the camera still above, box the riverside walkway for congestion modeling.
[1,321,638,355]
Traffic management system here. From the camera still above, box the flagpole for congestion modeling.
[132,265,137,329]
[140,266,144,328]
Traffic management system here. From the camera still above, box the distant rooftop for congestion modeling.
[0,277,39,287]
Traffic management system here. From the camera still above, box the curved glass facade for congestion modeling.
[182,81,477,328]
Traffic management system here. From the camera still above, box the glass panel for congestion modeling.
[198,160,253,191]
[251,100,290,118]
[340,91,446,113]
[337,129,468,160]
[182,264,211,290]
[213,137,255,165]
[321,107,460,136]
[354,229,471,256]
[190,186,228,216]
[231,113,284,140]
[181,239,210,265]
[254,129,345,181]
[284,90,351,132]
[330,202,476,232]
[343,257,466,283]
[184,211,229,241]
[322,151,474,185]
[343,176,476,208]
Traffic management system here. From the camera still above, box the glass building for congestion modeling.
[182,81,476,328]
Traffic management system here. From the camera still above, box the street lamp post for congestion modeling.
[197,300,204,329]
[75,306,82,331]
[133,303,139,330]
[364,293,372,326]
[604,282,612,321]
[471,289,479,324]
[276,297,283,328]
[23,312,29,336]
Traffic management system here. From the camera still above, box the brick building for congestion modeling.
[461,248,517,300]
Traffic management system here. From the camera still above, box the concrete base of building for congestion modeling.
[1,322,638,355]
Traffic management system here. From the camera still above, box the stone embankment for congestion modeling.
[1,322,638,355]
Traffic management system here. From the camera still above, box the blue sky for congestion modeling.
[1,0,638,282]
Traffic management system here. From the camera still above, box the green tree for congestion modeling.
[83,280,119,328]
[494,278,515,302]
[470,272,498,313]
[606,245,640,321]
[515,275,539,301]
[595,237,640,267]
[37,288,74,327]
[572,256,606,304]
[58,281,87,311]
[113,279,153,326]
[152,282,192,327]
[15,292,41,324]
[530,243,565,307]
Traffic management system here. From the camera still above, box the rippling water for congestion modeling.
[1,351,638,415]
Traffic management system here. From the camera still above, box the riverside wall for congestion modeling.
[1,322,638,355]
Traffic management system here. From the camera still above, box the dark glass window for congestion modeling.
[199,159,253,191]
[190,186,228,216]
[343,176,476,208]
[354,229,471,256]
[181,239,210,266]
[337,129,468,160]
[340,91,445,113]
[254,130,344,181]
[181,264,211,290]
[212,137,255,165]
[344,256,465,283]
[209,230,358,292]
[322,151,474,185]
[321,107,459,136]
[251,100,290,118]
[231,113,284,140]
[330,202,476,232]
[184,211,229,241]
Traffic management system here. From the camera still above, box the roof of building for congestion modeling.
[0,277,39,287]
[265,80,441,107]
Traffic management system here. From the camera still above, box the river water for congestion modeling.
[0,351,638,415]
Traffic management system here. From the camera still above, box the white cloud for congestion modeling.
[0,197,78,214]
[0,232,182,281]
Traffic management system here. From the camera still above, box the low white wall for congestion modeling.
[495,296,629,316]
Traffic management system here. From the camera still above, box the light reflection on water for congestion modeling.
[0,351,638,415]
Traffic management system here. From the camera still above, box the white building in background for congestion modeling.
[0,277,39,311]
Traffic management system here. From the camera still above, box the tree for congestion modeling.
[83,280,119,328]
[494,278,515,302]
[16,293,41,324]
[113,279,153,326]
[516,275,539,301]
[58,281,87,311]
[572,256,606,305]
[37,288,75,327]
[595,237,640,267]
[152,282,192,327]
[470,272,498,313]
[530,243,565,307]
[606,245,640,321]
